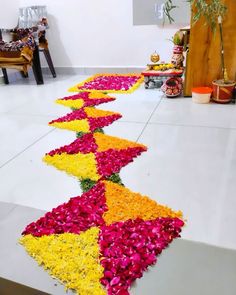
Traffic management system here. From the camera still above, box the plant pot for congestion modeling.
[212,80,235,103]
[192,87,212,104]
[173,45,183,54]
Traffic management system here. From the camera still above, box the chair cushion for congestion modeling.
[0,45,33,65]
[0,36,35,52]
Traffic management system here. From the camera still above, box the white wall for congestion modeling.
[0,0,19,29]
[18,0,182,68]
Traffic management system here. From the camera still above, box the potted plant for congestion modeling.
[164,0,235,103]
[211,15,235,103]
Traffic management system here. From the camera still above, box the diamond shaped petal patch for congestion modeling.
[49,107,122,133]
[56,91,116,109]
[43,133,147,181]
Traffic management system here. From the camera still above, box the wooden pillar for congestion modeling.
[184,0,236,96]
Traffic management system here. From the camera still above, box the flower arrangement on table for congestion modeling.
[20,76,184,295]
[68,74,144,94]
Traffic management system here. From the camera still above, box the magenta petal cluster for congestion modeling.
[61,92,91,100]
[88,115,122,132]
[59,92,116,106]
[22,183,107,237]
[78,75,141,91]
[48,108,122,133]
[96,147,147,178]
[99,218,184,294]
[47,133,97,156]
[49,109,86,124]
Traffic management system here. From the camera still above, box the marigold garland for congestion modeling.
[68,74,144,94]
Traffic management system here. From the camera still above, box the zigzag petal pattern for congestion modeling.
[48,107,122,133]
[56,91,116,109]
[22,181,182,237]
[21,76,184,295]
[43,133,147,181]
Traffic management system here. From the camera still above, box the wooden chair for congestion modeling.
[0,6,56,84]
[0,28,44,84]
[18,6,56,78]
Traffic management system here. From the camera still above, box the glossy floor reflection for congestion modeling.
[0,73,236,250]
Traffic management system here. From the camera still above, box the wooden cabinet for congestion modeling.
[184,0,236,96]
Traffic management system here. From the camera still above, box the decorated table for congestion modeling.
[142,68,184,89]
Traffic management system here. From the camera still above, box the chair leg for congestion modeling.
[2,68,9,84]
[32,45,44,85]
[20,71,29,78]
[43,49,56,78]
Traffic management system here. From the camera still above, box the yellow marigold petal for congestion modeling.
[43,153,99,181]
[102,181,183,224]
[20,228,106,295]
[84,107,119,118]
[50,119,90,132]
[89,92,114,99]
[55,98,84,109]
[94,133,147,152]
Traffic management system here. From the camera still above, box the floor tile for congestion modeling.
[0,129,81,211]
[0,203,74,295]
[0,202,17,221]
[121,123,236,249]
[103,120,145,142]
[0,114,53,166]
[100,86,162,123]
[0,85,31,114]
[150,97,236,128]
[131,239,236,295]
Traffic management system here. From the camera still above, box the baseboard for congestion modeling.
[41,66,144,75]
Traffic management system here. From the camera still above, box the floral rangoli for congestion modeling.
[20,74,184,295]
[68,74,144,94]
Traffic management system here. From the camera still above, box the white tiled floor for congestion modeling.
[1,73,236,250]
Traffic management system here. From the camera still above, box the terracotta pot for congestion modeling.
[161,77,183,98]
[212,80,235,103]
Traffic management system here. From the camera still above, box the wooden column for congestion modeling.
[184,0,236,96]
